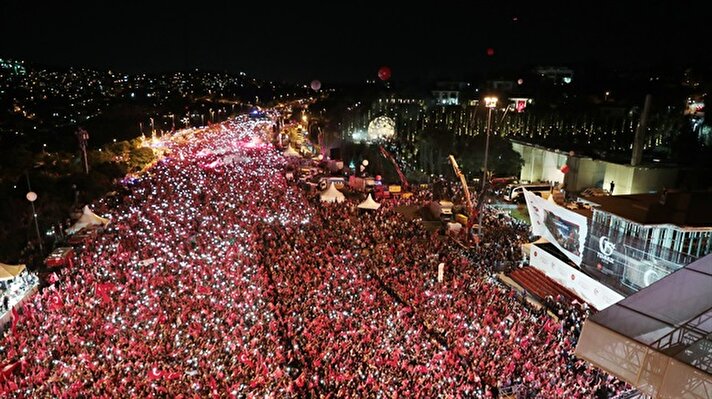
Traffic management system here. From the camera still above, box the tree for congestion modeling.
[0,144,33,182]
[128,147,156,172]
[416,127,454,175]
[670,124,702,165]
[445,134,524,179]
[489,138,525,176]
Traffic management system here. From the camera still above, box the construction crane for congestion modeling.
[378,145,409,191]
[448,155,477,237]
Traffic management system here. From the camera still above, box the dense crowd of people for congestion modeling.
[0,115,626,397]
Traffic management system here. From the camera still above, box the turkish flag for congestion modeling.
[0,360,22,381]
[103,323,117,336]
[295,371,306,388]
[189,322,202,338]
[49,293,64,311]
[165,371,181,380]
[516,100,527,112]
[95,283,115,303]
[148,367,163,381]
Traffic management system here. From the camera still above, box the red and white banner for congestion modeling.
[530,243,624,310]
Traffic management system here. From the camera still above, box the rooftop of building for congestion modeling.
[509,139,683,168]
[583,190,712,228]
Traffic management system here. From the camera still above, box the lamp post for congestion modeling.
[317,125,325,155]
[478,96,498,238]
[25,173,43,253]
[75,127,90,174]
[71,184,79,209]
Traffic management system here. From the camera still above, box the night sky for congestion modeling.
[0,1,708,83]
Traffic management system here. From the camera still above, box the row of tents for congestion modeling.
[320,182,381,210]
[282,144,379,209]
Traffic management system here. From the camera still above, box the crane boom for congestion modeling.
[379,146,409,190]
[448,155,474,218]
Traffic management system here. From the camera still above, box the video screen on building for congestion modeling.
[525,190,588,265]
[525,189,698,295]
[580,220,693,294]
[543,210,582,256]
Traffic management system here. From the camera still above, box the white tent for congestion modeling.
[320,183,345,203]
[66,205,110,234]
[283,146,300,157]
[0,263,25,281]
[357,194,381,210]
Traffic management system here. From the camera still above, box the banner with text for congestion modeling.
[530,243,624,310]
[525,189,588,265]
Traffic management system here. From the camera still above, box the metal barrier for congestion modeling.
[498,383,524,398]
[612,389,649,399]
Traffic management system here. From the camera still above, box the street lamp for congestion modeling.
[25,176,43,254]
[317,125,325,155]
[479,96,498,238]
[75,127,90,174]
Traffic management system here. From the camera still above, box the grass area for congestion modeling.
[508,205,531,224]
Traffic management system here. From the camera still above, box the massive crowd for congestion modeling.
[0,116,626,397]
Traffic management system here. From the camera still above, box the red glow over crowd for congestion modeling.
[0,115,626,398]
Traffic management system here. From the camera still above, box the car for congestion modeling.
[428,200,454,222]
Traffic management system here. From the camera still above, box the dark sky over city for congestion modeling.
[0,1,708,83]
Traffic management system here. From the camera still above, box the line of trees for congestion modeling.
[0,137,155,264]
